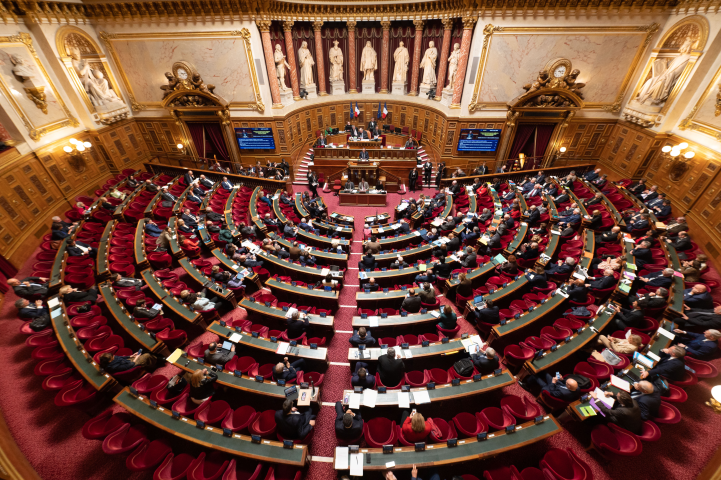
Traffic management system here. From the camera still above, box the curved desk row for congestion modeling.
[134,218,149,269]
[238,297,335,331]
[178,258,237,308]
[141,269,202,326]
[268,232,348,267]
[265,278,339,309]
[96,221,115,280]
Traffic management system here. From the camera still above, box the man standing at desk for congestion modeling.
[405,138,416,149]
[368,118,377,132]
[316,133,326,147]
[359,178,370,192]
[409,168,418,192]
[359,148,370,162]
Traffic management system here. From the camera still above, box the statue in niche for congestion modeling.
[10,54,35,80]
[446,43,460,89]
[392,41,409,83]
[522,70,550,96]
[419,41,438,88]
[68,46,122,107]
[360,41,377,82]
[329,40,344,82]
[636,35,696,106]
[274,44,291,90]
[297,41,315,88]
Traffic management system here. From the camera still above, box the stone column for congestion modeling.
[313,21,327,96]
[408,20,425,96]
[347,21,358,93]
[379,20,391,94]
[450,16,476,109]
[283,21,300,100]
[257,20,283,108]
[434,19,454,101]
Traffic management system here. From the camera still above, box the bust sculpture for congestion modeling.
[329,40,344,82]
[10,54,35,80]
[419,41,438,88]
[392,41,409,83]
[360,41,378,82]
[297,41,315,88]
[446,43,461,89]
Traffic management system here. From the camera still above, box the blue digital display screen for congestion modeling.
[457,129,501,152]
[235,128,276,150]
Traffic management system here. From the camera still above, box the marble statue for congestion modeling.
[446,43,460,89]
[360,41,378,82]
[329,40,344,82]
[274,44,290,90]
[419,41,438,87]
[392,41,410,83]
[298,41,315,88]
[69,47,121,107]
[636,36,695,106]
[10,54,35,80]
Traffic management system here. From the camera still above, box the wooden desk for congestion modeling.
[238,298,334,331]
[334,416,560,471]
[114,389,307,466]
[265,278,339,309]
[347,337,468,362]
[49,237,68,293]
[168,217,184,260]
[268,233,348,267]
[339,192,387,207]
[134,218,149,269]
[96,221,114,280]
[209,249,262,291]
[179,258,236,308]
[366,213,390,225]
[141,269,202,326]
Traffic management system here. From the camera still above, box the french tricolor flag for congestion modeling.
[354,102,360,118]
[382,102,388,119]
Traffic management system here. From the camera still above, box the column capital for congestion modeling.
[282,20,294,32]
[413,19,425,30]
[462,16,477,29]
[256,19,272,32]
[346,20,357,30]
[312,20,324,32]
[442,18,455,30]
[380,20,391,30]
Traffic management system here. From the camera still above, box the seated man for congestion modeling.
[275,398,315,440]
[467,299,500,326]
[363,277,380,292]
[273,357,306,383]
[99,351,156,374]
[401,289,422,313]
[67,239,98,258]
[415,268,437,285]
[546,257,576,275]
[639,345,686,382]
[666,231,692,251]
[587,269,616,291]
[287,311,310,340]
[461,226,481,243]
[611,301,644,330]
[377,348,405,387]
[522,373,581,403]
[637,268,674,290]
[598,226,621,243]
[684,284,714,310]
[390,256,409,270]
[591,391,643,436]
[349,327,376,347]
[672,329,720,359]
[204,342,236,366]
[679,305,721,330]
[7,276,48,299]
[471,347,500,375]
[558,209,582,229]
[525,265,548,290]
[205,207,224,223]
[15,299,49,319]
[351,362,375,389]
[359,252,378,271]
[111,273,142,288]
[335,402,363,440]
[632,380,660,421]
[460,246,478,268]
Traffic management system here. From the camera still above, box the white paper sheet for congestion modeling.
[348,393,361,410]
[48,297,60,308]
[350,454,363,476]
[412,390,431,405]
[610,374,631,392]
[397,392,410,408]
[647,351,661,362]
[276,342,290,355]
[369,316,379,327]
[362,389,378,408]
[404,349,413,359]
[334,447,349,469]
[386,461,396,468]
[657,327,675,340]
[594,387,615,408]
[229,333,242,343]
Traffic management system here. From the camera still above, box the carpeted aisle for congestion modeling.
[2,183,721,480]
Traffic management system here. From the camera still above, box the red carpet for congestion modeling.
[2,183,721,480]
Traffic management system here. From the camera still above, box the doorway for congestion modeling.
[507,123,557,170]
[186,122,230,161]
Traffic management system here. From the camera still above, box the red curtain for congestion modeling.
[388,23,415,87]
[292,23,319,90]
[355,22,383,93]
[204,123,230,161]
[508,124,537,162]
[187,123,206,158]
[0,254,17,294]
[533,124,556,158]
[321,23,349,95]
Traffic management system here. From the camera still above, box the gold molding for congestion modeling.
[467,23,659,113]
[679,61,721,142]
[98,29,264,112]
[627,16,709,118]
[0,32,79,141]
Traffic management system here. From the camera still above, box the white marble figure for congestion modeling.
[10,54,35,80]
[298,41,315,88]
[69,47,121,106]
[274,44,290,91]
[393,41,410,83]
[419,41,438,87]
[636,36,695,106]
[446,43,461,89]
[329,40,344,82]
[360,41,378,82]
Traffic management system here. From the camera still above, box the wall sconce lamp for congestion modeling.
[559,146,567,155]
[63,138,91,154]
[706,385,721,413]
[662,142,695,180]
[177,143,186,154]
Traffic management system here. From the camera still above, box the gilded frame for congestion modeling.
[98,28,265,112]
[679,61,721,141]
[55,26,127,120]
[0,33,78,141]
[467,23,660,113]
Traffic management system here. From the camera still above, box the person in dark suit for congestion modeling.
[525,265,548,290]
[637,268,674,291]
[204,342,236,366]
[639,185,659,202]
[377,348,405,387]
[587,269,616,290]
[14,299,48,319]
[599,226,621,243]
[409,168,418,192]
[423,160,433,186]
[351,362,375,389]
[523,373,581,402]
[435,162,445,189]
[357,127,370,140]
[611,301,644,330]
[59,285,98,304]
[145,179,160,193]
[181,208,199,228]
[359,148,370,161]
[592,390,643,435]
[7,277,48,298]
[684,285,714,310]
[390,256,409,269]
[183,170,195,186]
[344,179,355,191]
[546,257,576,275]
[191,183,206,197]
[359,253,377,271]
[368,119,377,132]
[566,279,588,303]
[67,239,97,258]
[672,329,720,359]
[518,242,539,260]
[628,180,646,196]
[459,247,478,268]
[335,402,363,440]
[349,327,376,347]
[401,289,422,313]
[415,269,437,285]
[584,168,601,182]
[587,210,603,230]
[554,192,570,204]
[630,287,668,310]
[315,134,326,147]
[220,177,233,191]
[398,219,411,234]
[199,175,214,189]
[363,277,380,292]
[630,241,653,267]
[287,311,310,340]
[159,186,178,208]
[679,306,721,330]
[275,398,315,440]
[471,347,500,375]
[666,231,692,251]
[434,256,454,279]
[273,357,306,383]
[468,299,500,326]
[474,163,489,175]
[437,305,457,330]
[51,222,71,240]
[632,380,661,420]
[526,205,541,225]
[640,346,686,382]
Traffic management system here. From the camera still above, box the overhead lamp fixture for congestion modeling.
[63,138,91,154]
[559,147,567,153]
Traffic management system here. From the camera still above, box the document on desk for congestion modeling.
[48,297,60,309]
[369,316,379,327]
[610,374,631,392]
[229,333,242,343]
[350,454,363,476]
[647,351,661,362]
[320,268,330,277]
[363,389,378,408]
[348,393,361,410]
[167,348,184,364]
[398,392,410,408]
[412,390,431,405]
[657,327,675,340]
[276,342,290,355]
[429,311,440,318]
[404,349,413,359]
[594,388,615,408]
[335,447,349,470]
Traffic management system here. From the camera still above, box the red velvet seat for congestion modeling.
[156,328,188,350]
[685,357,718,378]
[540,325,573,342]
[510,467,544,480]
[154,453,196,480]
[54,379,98,407]
[195,400,231,426]
[188,452,229,480]
[102,423,148,455]
[34,358,71,377]
[222,405,257,433]
[453,412,487,437]
[429,417,456,443]
[150,383,189,406]
[590,424,642,458]
[653,401,681,424]
[249,410,277,439]
[222,460,263,480]
[574,361,613,382]
[127,439,172,472]
[500,395,543,421]
[477,407,515,431]
[375,372,404,390]
[503,343,534,368]
[483,467,516,480]
[363,417,397,448]
[669,370,698,388]
[81,409,133,440]
[428,368,449,384]
[86,334,124,353]
[665,384,688,403]
[263,465,301,480]
[172,394,212,417]
[26,329,59,347]
[404,370,429,387]
[638,420,662,442]
[32,344,65,361]
[132,374,169,395]
[540,448,593,480]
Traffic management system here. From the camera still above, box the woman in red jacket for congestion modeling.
[401,409,435,443]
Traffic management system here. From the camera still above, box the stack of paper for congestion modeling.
[610,374,631,392]
[362,389,378,408]
[412,390,431,404]
[335,447,349,470]
[594,387,615,408]
[398,392,410,408]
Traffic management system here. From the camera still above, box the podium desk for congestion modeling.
[339,192,387,207]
